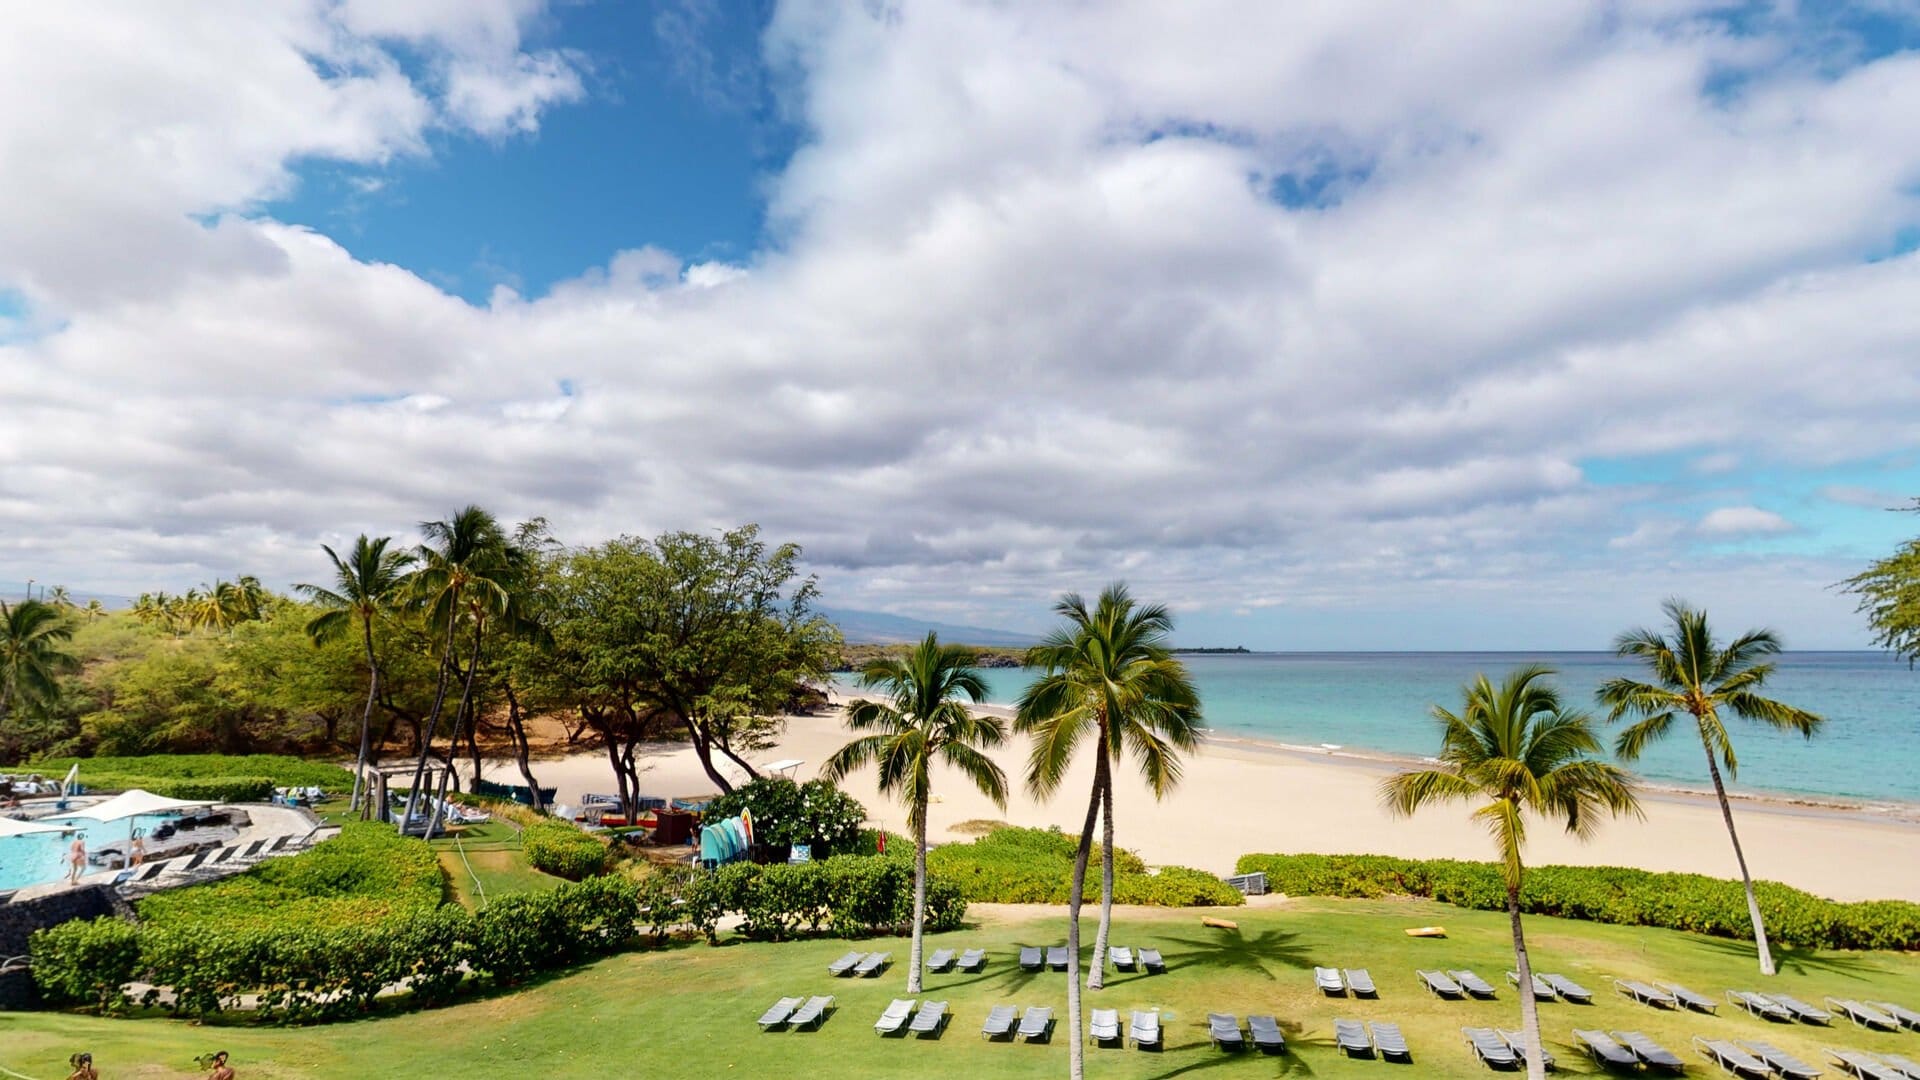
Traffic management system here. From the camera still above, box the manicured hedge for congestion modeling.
[927,827,1243,907]
[1233,853,1920,951]
[521,818,613,880]
[655,854,968,944]
[16,754,351,801]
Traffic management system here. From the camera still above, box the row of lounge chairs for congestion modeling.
[923,948,985,973]
[1729,990,1837,1025]
[981,1005,1054,1041]
[1573,1028,1686,1071]
[1828,1047,1920,1079]
[756,995,834,1031]
[1088,1008,1160,1049]
[1615,978,1721,1013]
[1017,946,1165,973]
[113,833,306,892]
[1420,969,1501,999]
[1511,970,1593,1003]
[826,951,891,977]
[1409,966,1591,1002]
[873,998,948,1037]
[1317,966,1378,997]
[1334,1018,1411,1061]
[1205,1013,1287,1053]
[1465,1026,1556,1070]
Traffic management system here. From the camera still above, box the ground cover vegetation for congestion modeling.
[7,754,351,801]
[929,827,1243,907]
[14,898,1920,1079]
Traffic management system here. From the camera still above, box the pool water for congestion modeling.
[0,812,186,891]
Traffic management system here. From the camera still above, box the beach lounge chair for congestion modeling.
[1452,969,1499,999]
[1617,979,1679,1009]
[910,1000,948,1037]
[981,1004,1016,1039]
[212,845,238,864]
[1772,994,1833,1025]
[1694,1037,1773,1078]
[1139,947,1165,973]
[1018,1006,1053,1042]
[1729,990,1794,1022]
[1828,1049,1902,1080]
[1544,974,1593,1004]
[1511,971,1557,1000]
[1346,968,1379,998]
[1419,969,1465,999]
[790,995,834,1030]
[134,859,171,881]
[1088,1008,1120,1045]
[758,996,803,1030]
[178,848,213,872]
[1130,1010,1161,1050]
[267,834,292,853]
[925,948,956,973]
[1829,999,1899,1031]
[1573,1029,1639,1069]
[1463,1027,1516,1068]
[1109,946,1135,970]
[1663,981,1719,1013]
[1046,946,1069,970]
[874,999,915,1035]
[958,948,986,972]
[828,951,865,976]
[1019,946,1043,971]
[1208,1013,1244,1050]
[1498,1029,1555,1071]
[1742,1040,1824,1079]
[1616,1030,1687,1072]
[1369,1021,1411,1062]
[1315,966,1347,995]
[856,952,891,977]
[1334,1019,1372,1056]
[1878,1052,1920,1080]
[1870,1002,1920,1031]
[1248,1014,1285,1054]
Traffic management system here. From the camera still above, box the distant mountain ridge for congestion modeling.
[820,606,1038,647]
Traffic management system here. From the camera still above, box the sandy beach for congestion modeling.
[467,693,1920,904]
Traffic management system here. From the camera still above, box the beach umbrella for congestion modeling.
[0,814,72,838]
[64,790,214,822]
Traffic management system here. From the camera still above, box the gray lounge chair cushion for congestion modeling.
[1498,1029,1554,1069]
[1451,970,1498,998]
[1018,1006,1052,1040]
[1615,1030,1684,1069]
[791,995,834,1029]
[1334,1019,1369,1053]
[1046,946,1069,969]
[1344,968,1377,996]
[758,996,802,1029]
[828,951,864,975]
[1743,1041,1823,1079]
[874,998,914,1034]
[1663,982,1718,1012]
[1019,946,1042,970]
[1315,966,1345,994]
[925,949,955,971]
[1878,1052,1920,1079]
[1544,973,1592,1002]
[1138,947,1165,971]
[1770,994,1832,1024]
[1369,1021,1409,1058]
[981,1004,1016,1037]
[1109,946,1134,969]
[1871,1002,1920,1030]
[1208,1013,1242,1047]
[1089,1008,1120,1041]
[1419,970,1463,997]
[1573,1029,1637,1067]
[1509,971,1556,999]
[1129,1010,1161,1047]
[1618,979,1678,1007]
[1829,1049,1902,1080]
[1697,1038,1772,1078]
[1731,990,1794,1021]
[1247,1014,1285,1051]
[958,948,985,971]
[909,1000,947,1035]
[1464,1027,1515,1066]
[1831,998,1899,1030]
[856,952,891,976]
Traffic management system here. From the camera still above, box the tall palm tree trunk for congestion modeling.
[1508,881,1547,1080]
[350,616,380,817]
[402,607,462,831]
[1703,742,1775,975]
[426,616,487,839]
[1088,753,1115,991]
[1065,768,1102,1080]
[908,809,928,995]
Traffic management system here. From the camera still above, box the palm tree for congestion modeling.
[823,633,1008,995]
[1597,599,1822,976]
[1383,667,1640,1080]
[83,599,106,622]
[401,506,518,836]
[1015,584,1201,1080]
[46,586,73,609]
[0,599,81,724]
[297,536,413,816]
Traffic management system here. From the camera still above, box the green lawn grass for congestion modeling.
[7,897,1919,1079]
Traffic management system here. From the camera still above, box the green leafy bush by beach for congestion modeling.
[668,854,967,944]
[704,776,869,857]
[1234,852,1920,951]
[927,826,1244,906]
[520,818,613,880]
[15,754,352,800]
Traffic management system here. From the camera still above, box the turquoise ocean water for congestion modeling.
[843,652,1920,804]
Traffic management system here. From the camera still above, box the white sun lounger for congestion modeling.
[758,996,803,1030]
[1345,968,1378,997]
[1451,969,1499,998]
[909,1000,948,1037]
[1208,1013,1243,1050]
[1498,1029,1555,1070]
[1870,1001,1920,1031]
[1695,1036,1773,1078]
[1543,973,1592,1004]
[828,951,865,976]
[1129,1010,1161,1050]
[1369,1021,1411,1061]
[958,948,985,972]
[1828,1049,1902,1080]
[1138,947,1165,973]
[1615,1030,1686,1071]
[1419,969,1464,998]
[1771,994,1833,1025]
[925,948,955,972]
[1463,1027,1515,1068]
[1881,1052,1920,1080]
[1018,1006,1052,1042]
[790,995,834,1030]
[1743,1040,1824,1079]
[1018,946,1042,971]
[1729,989,1794,1022]
[1510,971,1557,1000]
[981,1004,1016,1038]
[1109,945,1135,970]
[1334,1019,1371,1055]
[1315,966,1346,995]
[1829,999,1899,1031]
[1247,1014,1285,1054]
[875,998,915,1035]
[1573,1029,1639,1069]
[1662,981,1719,1013]
[1045,946,1068,970]
[1089,1008,1120,1044]
[856,952,891,977]
[1617,978,1678,1008]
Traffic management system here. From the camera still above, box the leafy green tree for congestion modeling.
[1384,667,1640,1080]
[1016,584,1201,1079]
[0,599,81,757]
[1842,500,1920,664]
[297,535,414,814]
[824,633,1008,994]
[1597,599,1821,976]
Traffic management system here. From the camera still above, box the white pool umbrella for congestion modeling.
[0,814,71,837]
[65,790,214,822]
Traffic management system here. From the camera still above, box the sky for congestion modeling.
[4,1,1920,650]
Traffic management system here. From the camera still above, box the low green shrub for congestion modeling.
[19,754,353,794]
[521,818,612,880]
[926,826,1241,907]
[137,821,442,929]
[672,854,966,944]
[704,777,868,857]
[1233,853,1920,951]
[26,917,142,1012]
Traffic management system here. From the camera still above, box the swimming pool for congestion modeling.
[0,812,186,891]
